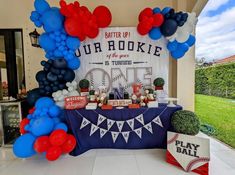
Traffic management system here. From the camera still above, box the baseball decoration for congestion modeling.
[167,132,210,175]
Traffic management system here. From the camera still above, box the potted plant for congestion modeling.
[171,110,200,136]
[79,79,90,92]
[153,77,165,90]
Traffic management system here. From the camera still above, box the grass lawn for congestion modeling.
[195,94,235,148]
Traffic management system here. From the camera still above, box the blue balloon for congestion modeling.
[52,117,61,124]
[13,134,36,158]
[160,19,178,37]
[35,97,54,109]
[31,117,54,136]
[153,7,161,14]
[171,50,185,59]
[148,27,162,40]
[167,40,178,52]
[54,50,64,57]
[67,58,80,70]
[186,35,196,47]
[39,33,56,51]
[66,37,80,50]
[178,43,189,52]
[161,7,171,15]
[30,11,40,21]
[41,8,64,33]
[34,0,50,15]
[49,105,62,118]
[54,123,68,132]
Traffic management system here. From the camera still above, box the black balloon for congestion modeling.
[47,72,58,82]
[160,19,178,37]
[27,88,42,106]
[63,69,75,82]
[36,71,46,82]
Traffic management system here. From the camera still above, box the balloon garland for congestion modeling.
[137,7,197,59]
[13,0,196,162]
[13,0,112,162]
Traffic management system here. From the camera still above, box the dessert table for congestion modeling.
[64,103,182,156]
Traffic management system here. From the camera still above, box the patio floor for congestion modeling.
[0,133,234,175]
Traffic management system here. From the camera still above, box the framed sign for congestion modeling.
[75,27,169,93]
[167,132,210,175]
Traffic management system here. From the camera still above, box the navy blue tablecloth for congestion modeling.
[64,103,182,156]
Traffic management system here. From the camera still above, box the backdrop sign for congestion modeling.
[75,27,169,93]
[167,132,210,175]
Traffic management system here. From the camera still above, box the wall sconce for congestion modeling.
[29,29,40,47]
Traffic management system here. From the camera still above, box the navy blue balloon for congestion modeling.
[47,72,58,82]
[67,58,81,70]
[54,123,68,132]
[149,27,162,40]
[52,58,67,69]
[27,88,42,106]
[41,8,64,33]
[186,35,196,47]
[36,70,46,82]
[160,19,178,37]
[178,43,189,52]
[31,117,54,136]
[39,33,56,51]
[35,97,54,109]
[63,69,75,82]
[49,105,61,118]
[34,0,50,15]
[153,7,161,14]
[171,50,185,59]
[161,7,171,15]
[66,37,80,50]
[167,40,178,52]
[13,133,36,158]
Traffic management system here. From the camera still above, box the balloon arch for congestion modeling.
[13,0,196,161]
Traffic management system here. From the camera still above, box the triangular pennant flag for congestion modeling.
[100,128,108,138]
[90,124,99,136]
[126,119,134,130]
[144,123,153,134]
[134,128,142,139]
[80,117,91,130]
[136,114,145,125]
[121,131,130,143]
[107,119,115,130]
[97,114,106,126]
[111,131,119,143]
[152,116,163,128]
[116,121,124,132]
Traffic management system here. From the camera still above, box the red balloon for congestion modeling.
[137,20,152,35]
[34,136,50,153]
[153,13,164,27]
[61,134,76,153]
[28,107,35,114]
[46,146,62,161]
[93,6,112,28]
[65,18,82,37]
[20,118,30,134]
[138,8,153,22]
[49,130,67,146]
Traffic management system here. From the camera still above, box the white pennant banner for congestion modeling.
[80,117,91,129]
[152,116,163,128]
[134,128,142,138]
[144,123,153,134]
[111,131,119,143]
[97,114,106,126]
[107,119,116,130]
[126,119,135,130]
[121,131,130,143]
[100,128,108,138]
[90,124,99,136]
[116,121,125,132]
[136,114,145,125]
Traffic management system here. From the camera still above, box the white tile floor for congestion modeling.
[0,133,234,175]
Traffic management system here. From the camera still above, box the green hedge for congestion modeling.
[195,63,235,99]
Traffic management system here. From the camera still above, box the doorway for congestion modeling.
[0,29,25,99]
